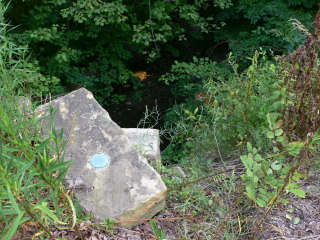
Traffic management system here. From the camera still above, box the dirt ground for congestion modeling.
[13,168,320,240]
[259,171,320,240]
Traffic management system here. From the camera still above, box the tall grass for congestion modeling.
[0,3,78,239]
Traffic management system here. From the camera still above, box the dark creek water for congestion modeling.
[105,76,178,129]
[106,78,179,151]
[105,43,229,149]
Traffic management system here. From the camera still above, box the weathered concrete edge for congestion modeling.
[123,128,162,168]
[114,189,167,228]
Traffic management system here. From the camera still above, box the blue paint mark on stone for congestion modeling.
[90,153,110,168]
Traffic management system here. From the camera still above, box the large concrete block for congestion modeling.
[36,88,167,228]
[123,128,161,168]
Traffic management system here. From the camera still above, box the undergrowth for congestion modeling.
[0,4,81,239]
[162,9,320,239]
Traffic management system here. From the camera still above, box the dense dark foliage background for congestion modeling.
[5,0,318,104]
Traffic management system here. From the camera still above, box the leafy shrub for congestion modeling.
[0,8,63,98]
[164,10,320,215]
[159,57,224,97]
[163,50,283,165]
[240,10,320,208]
[215,0,318,63]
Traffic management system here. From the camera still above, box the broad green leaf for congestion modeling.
[255,154,263,162]
[276,136,286,143]
[244,191,257,203]
[194,107,198,115]
[266,131,274,139]
[247,142,253,152]
[240,155,249,168]
[267,193,278,206]
[288,188,306,198]
[184,110,192,115]
[271,161,282,171]
[293,217,300,224]
[256,198,267,207]
[258,188,267,195]
[273,146,279,153]
[267,113,277,130]
[274,128,283,137]
[280,199,289,204]
[258,192,270,202]
[274,120,283,129]
[240,174,247,181]
[242,155,254,169]
[292,172,308,181]
[252,162,261,173]
[252,147,257,154]
[246,185,256,198]
[285,142,304,156]
[287,182,299,189]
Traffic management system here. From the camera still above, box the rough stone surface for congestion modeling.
[123,128,161,167]
[36,88,167,228]
[17,96,32,115]
[172,166,186,178]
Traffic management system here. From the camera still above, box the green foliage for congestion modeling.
[0,6,62,97]
[160,57,222,97]
[240,113,309,207]
[163,50,283,165]
[240,15,320,208]
[0,6,79,237]
[150,219,186,240]
[162,165,246,239]
[203,51,282,152]
[7,0,230,103]
[104,217,116,229]
[162,100,205,164]
[215,0,318,63]
[164,44,319,209]
[0,99,76,239]
[150,220,166,240]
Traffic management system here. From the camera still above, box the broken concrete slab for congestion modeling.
[36,88,167,228]
[172,166,187,178]
[123,128,161,168]
[17,96,32,114]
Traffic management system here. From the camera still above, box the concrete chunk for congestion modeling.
[123,128,161,167]
[36,88,167,228]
